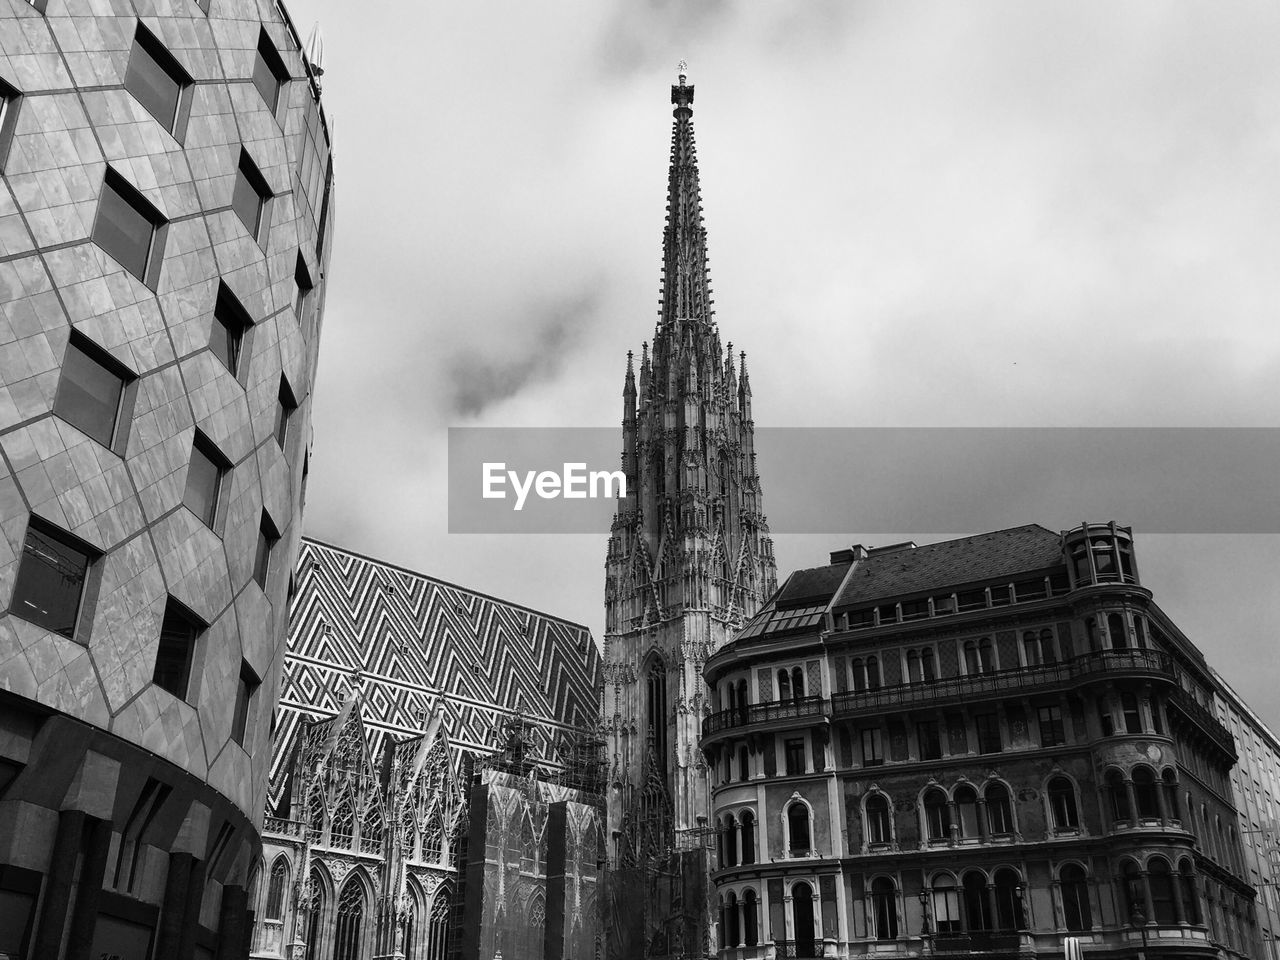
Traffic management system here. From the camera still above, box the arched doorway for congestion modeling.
[792,881,816,958]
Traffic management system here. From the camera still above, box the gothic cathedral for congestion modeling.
[603,72,778,958]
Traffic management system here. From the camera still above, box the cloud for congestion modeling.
[445,288,600,418]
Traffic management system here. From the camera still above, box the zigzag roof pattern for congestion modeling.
[268,539,601,798]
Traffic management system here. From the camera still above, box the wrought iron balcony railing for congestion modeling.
[703,695,828,736]
[703,650,1176,739]
[1168,686,1237,759]
[831,648,1174,718]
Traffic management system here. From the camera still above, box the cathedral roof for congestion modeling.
[831,523,1064,610]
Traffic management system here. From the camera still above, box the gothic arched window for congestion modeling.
[426,884,452,960]
[331,797,354,847]
[265,856,289,920]
[333,878,365,960]
[646,658,668,776]
[303,866,325,960]
[361,804,384,854]
[1048,776,1079,830]
[787,801,810,856]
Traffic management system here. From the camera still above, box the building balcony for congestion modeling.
[1168,687,1237,760]
[263,815,305,838]
[704,695,829,738]
[929,931,1030,956]
[830,649,1174,719]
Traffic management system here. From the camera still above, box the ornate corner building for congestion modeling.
[701,523,1260,960]
[0,0,333,957]
[251,539,605,960]
[602,72,778,959]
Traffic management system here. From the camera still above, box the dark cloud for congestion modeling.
[445,289,599,418]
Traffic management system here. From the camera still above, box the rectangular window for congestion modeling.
[275,376,297,448]
[210,283,251,376]
[917,720,942,761]
[93,169,166,286]
[784,737,805,776]
[53,334,132,448]
[252,29,288,114]
[1099,702,1115,737]
[183,432,227,528]
[124,25,192,139]
[1039,704,1066,747]
[294,252,313,333]
[152,598,202,699]
[860,727,883,766]
[975,713,1002,754]
[737,745,749,781]
[232,148,272,241]
[232,661,259,746]
[254,512,279,589]
[9,519,96,640]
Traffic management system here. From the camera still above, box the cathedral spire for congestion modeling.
[660,67,714,336]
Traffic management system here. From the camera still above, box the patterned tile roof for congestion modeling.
[832,523,1065,609]
[268,539,601,797]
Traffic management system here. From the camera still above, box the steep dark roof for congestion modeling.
[832,524,1064,609]
[777,561,852,608]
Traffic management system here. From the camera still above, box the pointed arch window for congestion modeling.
[924,788,951,841]
[333,878,365,960]
[646,658,668,775]
[791,666,805,699]
[866,794,891,846]
[361,804,384,854]
[330,796,354,847]
[423,813,444,863]
[265,856,289,920]
[787,801,810,856]
[777,668,791,701]
[307,790,325,843]
[303,866,325,960]
[740,809,756,864]
[426,884,452,960]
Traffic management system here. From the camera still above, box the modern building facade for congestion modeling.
[702,523,1259,960]
[1211,667,1280,958]
[252,538,603,960]
[603,71,777,959]
[0,0,333,957]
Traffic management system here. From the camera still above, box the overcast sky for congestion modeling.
[289,1,1280,732]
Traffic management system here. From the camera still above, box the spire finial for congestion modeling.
[677,60,688,84]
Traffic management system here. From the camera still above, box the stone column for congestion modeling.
[31,808,86,958]
[65,815,113,960]
[158,852,195,957]
[1124,779,1139,825]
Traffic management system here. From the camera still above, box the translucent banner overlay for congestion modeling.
[448,427,1280,534]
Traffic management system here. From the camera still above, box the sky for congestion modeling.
[288,1,1280,732]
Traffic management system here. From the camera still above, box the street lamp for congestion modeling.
[1130,909,1150,960]
[919,888,931,937]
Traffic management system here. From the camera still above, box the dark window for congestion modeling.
[1099,701,1115,737]
[1106,770,1131,822]
[743,889,759,946]
[232,660,259,745]
[9,519,95,639]
[975,713,1002,754]
[994,869,1024,930]
[860,727,883,767]
[1060,864,1092,931]
[963,871,992,931]
[1178,860,1199,924]
[1048,776,1079,829]
[124,25,191,136]
[183,432,226,527]
[294,252,314,332]
[210,283,251,376]
[276,377,297,448]
[866,794,890,845]
[871,877,898,940]
[152,598,202,699]
[1121,692,1143,734]
[784,737,805,776]
[1038,704,1066,747]
[252,29,288,113]
[254,512,279,589]
[265,858,289,920]
[786,801,809,855]
[1040,628,1057,663]
[93,169,166,284]
[0,77,23,171]
[924,789,950,840]
[1149,858,1177,924]
[1133,766,1160,819]
[53,335,131,447]
[917,720,942,761]
[736,744,749,782]
[986,782,1014,834]
[955,786,979,838]
[740,811,755,864]
[232,148,272,240]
